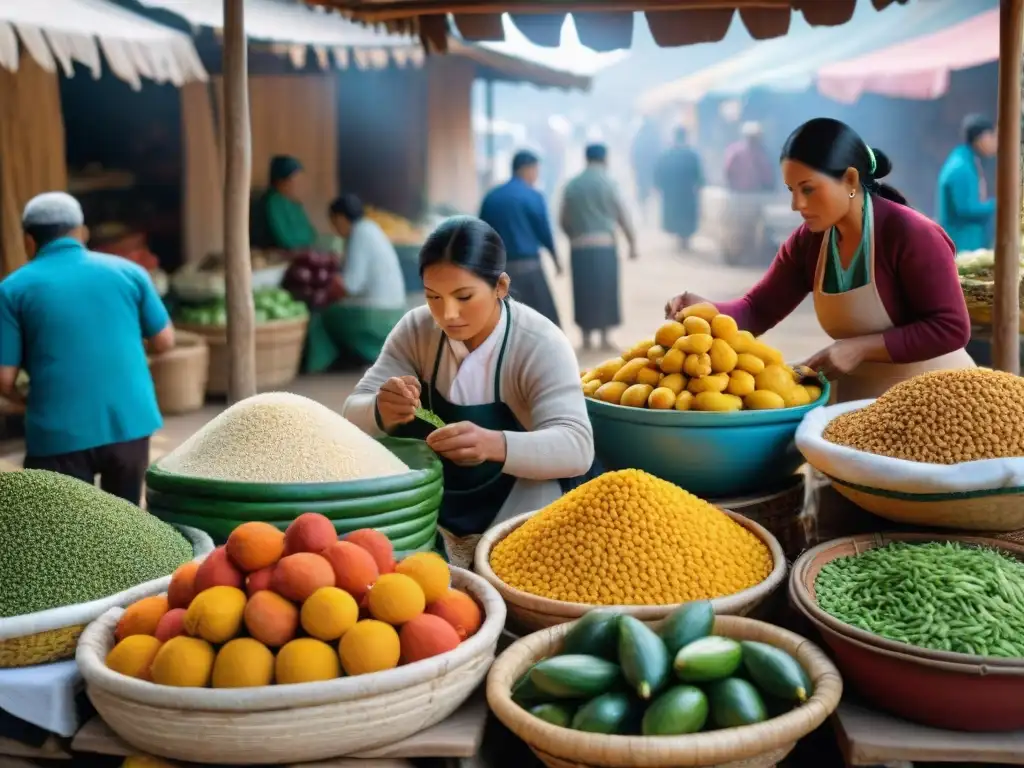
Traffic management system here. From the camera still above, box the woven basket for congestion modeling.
[0,525,214,668]
[473,509,787,634]
[177,317,308,396]
[148,329,209,415]
[76,567,506,765]
[487,615,842,768]
[713,476,806,562]
[965,301,1024,332]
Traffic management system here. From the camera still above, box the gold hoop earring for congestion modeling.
[848,190,856,199]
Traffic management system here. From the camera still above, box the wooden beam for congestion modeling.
[992,0,1023,373]
[222,0,257,401]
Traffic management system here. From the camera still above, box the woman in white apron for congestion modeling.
[343,216,598,568]
[664,117,974,537]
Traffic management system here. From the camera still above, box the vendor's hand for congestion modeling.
[664,291,702,320]
[802,338,871,380]
[426,422,506,466]
[376,376,421,430]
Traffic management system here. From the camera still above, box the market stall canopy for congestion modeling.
[0,0,207,89]
[712,0,996,99]
[817,6,999,103]
[635,0,929,112]
[302,0,911,51]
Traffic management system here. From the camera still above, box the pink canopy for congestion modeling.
[817,8,998,104]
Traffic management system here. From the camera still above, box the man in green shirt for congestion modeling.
[261,155,318,250]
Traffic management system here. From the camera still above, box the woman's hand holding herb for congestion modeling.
[376,376,421,430]
[426,422,506,466]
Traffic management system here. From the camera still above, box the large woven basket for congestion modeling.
[0,525,214,668]
[487,615,842,768]
[76,567,506,764]
[177,317,308,396]
[474,509,787,634]
[148,329,209,415]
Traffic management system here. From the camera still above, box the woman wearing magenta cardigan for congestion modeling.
[666,117,974,404]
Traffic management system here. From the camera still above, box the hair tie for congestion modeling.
[865,145,877,175]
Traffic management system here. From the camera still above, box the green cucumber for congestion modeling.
[660,600,714,657]
[740,641,812,703]
[562,610,620,660]
[529,702,576,727]
[707,677,768,728]
[641,685,709,736]
[618,615,670,700]
[570,692,634,734]
[673,636,742,683]
[512,668,549,707]
[530,655,621,699]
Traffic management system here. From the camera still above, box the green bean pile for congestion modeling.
[815,541,1024,658]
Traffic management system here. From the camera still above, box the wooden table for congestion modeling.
[834,701,1024,766]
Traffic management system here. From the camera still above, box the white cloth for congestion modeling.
[797,399,1024,494]
[0,661,81,737]
[342,218,406,309]
[446,303,507,406]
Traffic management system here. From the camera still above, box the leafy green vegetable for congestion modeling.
[414,407,445,429]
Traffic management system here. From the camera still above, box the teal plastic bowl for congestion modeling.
[586,379,830,499]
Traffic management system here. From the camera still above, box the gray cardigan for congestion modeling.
[342,301,594,481]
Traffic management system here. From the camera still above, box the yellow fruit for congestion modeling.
[688,373,730,394]
[301,587,360,641]
[726,370,756,397]
[595,381,629,404]
[648,387,677,410]
[211,638,275,688]
[624,339,655,359]
[658,373,686,394]
[748,341,785,366]
[339,619,401,676]
[710,314,739,340]
[674,333,714,355]
[678,303,719,322]
[184,586,247,644]
[782,386,812,408]
[693,392,743,412]
[647,345,667,364]
[683,353,712,378]
[735,353,766,375]
[805,384,823,401]
[368,573,426,625]
[755,365,797,396]
[122,758,179,768]
[659,348,685,374]
[745,390,787,410]
[655,321,687,349]
[106,635,162,680]
[709,338,739,373]
[674,391,695,411]
[612,357,650,385]
[396,553,451,603]
[682,316,711,336]
[582,379,602,397]
[621,383,655,408]
[150,636,216,688]
[592,357,626,382]
[636,365,662,387]
[276,638,340,684]
[581,369,598,384]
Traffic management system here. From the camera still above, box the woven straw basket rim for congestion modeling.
[486,616,843,767]
[77,567,506,712]
[790,532,1024,672]
[473,508,787,621]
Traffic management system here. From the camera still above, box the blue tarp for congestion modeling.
[707,0,997,99]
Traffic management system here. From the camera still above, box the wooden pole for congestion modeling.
[222,0,257,401]
[992,0,1024,374]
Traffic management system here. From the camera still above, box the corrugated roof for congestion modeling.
[301,0,909,51]
[0,0,207,89]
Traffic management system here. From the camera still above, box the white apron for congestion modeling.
[811,206,974,403]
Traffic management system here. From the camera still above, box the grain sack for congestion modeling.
[160,391,409,483]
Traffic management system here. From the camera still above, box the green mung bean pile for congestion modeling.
[815,541,1024,658]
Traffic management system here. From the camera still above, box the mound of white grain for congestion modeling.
[160,392,409,483]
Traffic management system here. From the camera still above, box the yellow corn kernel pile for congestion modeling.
[489,469,773,605]
[823,368,1024,465]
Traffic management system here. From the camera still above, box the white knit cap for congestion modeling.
[741,121,763,137]
[22,192,84,229]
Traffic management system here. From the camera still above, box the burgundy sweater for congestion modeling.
[715,195,971,364]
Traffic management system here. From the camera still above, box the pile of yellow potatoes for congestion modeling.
[581,304,823,412]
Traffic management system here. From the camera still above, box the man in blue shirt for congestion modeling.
[0,192,174,502]
[936,114,997,252]
[479,150,563,327]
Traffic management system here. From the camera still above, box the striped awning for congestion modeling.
[301,0,910,52]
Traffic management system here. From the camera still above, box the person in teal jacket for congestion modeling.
[936,114,997,252]
[260,155,318,250]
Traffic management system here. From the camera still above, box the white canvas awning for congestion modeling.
[0,0,208,89]
[134,0,424,70]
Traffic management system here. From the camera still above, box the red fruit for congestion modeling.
[154,608,188,642]
[320,541,379,600]
[399,614,461,664]
[283,513,337,555]
[193,547,244,593]
[246,566,275,597]
[343,529,395,574]
[270,553,336,603]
